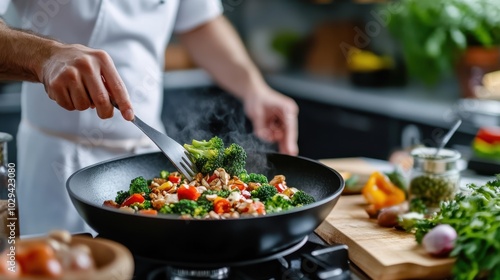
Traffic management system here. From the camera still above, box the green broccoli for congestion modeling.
[201,189,231,198]
[160,200,208,217]
[129,176,150,196]
[184,137,225,174]
[240,172,268,184]
[130,200,152,210]
[291,191,315,206]
[160,170,169,179]
[265,194,294,213]
[222,143,247,176]
[251,184,278,203]
[115,190,129,205]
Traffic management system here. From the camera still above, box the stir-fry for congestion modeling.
[103,137,315,219]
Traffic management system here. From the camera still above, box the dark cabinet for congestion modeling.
[294,97,399,160]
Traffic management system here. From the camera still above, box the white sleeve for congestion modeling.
[173,0,223,33]
[0,1,11,16]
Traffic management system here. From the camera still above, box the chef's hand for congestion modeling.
[243,88,299,156]
[40,43,134,121]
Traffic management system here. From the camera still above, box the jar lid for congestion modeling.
[0,132,12,143]
[411,147,461,174]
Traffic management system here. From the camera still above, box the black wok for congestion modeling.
[66,152,344,265]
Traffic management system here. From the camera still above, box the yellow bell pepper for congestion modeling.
[362,171,406,210]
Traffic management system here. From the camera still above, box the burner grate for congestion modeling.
[139,239,351,280]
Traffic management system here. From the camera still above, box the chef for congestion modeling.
[0,1,299,236]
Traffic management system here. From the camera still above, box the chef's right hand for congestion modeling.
[40,43,134,121]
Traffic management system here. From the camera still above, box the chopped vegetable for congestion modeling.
[222,143,247,176]
[385,169,408,197]
[160,199,207,216]
[129,176,150,196]
[115,190,129,205]
[213,197,231,214]
[121,193,145,207]
[183,137,225,174]
[240,172,268,184]
[291,190,315,206]
[265,194,294,213]
[159,170,169,179]
[177,184,200,201]
[362,171,406,211]
[251,184,278,203]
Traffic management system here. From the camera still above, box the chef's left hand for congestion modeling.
[243,88,299,156]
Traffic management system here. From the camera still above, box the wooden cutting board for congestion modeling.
[315,195,454,280]
[319,158,388,194]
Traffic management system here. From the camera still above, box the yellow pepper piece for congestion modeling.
[362,171,406,210]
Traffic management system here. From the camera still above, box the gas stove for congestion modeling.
[132,234,365,280]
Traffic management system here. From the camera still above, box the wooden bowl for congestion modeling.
[15,235,134,280]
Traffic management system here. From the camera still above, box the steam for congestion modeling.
[162,87,275,173]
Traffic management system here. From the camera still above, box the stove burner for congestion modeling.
[149,266,230,280]
[140,237,351,280]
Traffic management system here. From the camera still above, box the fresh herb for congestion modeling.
[409,175,500,280]
[409,198,428,214]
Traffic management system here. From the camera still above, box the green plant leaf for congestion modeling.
[425,28,446,58]
[450,28,467,50]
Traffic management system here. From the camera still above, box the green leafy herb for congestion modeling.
[409,175,500,280]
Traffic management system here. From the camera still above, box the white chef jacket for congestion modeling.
[2,0,222,236]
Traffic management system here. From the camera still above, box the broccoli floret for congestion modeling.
[160,200,208,217]
[291,191,315,206]
[160,170,169,179]
[115,190,129,205]
[202,189,231,198]
[251,184,278,203]
[265,194,294,213]
[222,143,247,176]
[130,200,152,210]
[184,137,225,174]
[241,173,268,184]
[129,176,150,196]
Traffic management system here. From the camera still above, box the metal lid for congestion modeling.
[0,132,13,143]
[411,147,461,174]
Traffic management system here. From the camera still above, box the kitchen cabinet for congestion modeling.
[294,96,400,160]
[265,73,477,161]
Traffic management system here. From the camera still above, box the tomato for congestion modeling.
[207,173,218,183]
[213,197,231,214]
[138,209,158,215]
[17,242,62,277]
[168,174,181,184]
[274,183,287,193]
[177,184,200,201]
[241,190,251,199]
[233,183,247,191]
[121,193,145,207]
[0,252,20,278]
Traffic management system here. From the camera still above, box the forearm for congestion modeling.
[178,16,270,100]
[0,19,58,82]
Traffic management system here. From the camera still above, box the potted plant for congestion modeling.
[384,0,500,98]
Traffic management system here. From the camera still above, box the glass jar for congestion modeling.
[409,147,461,213]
